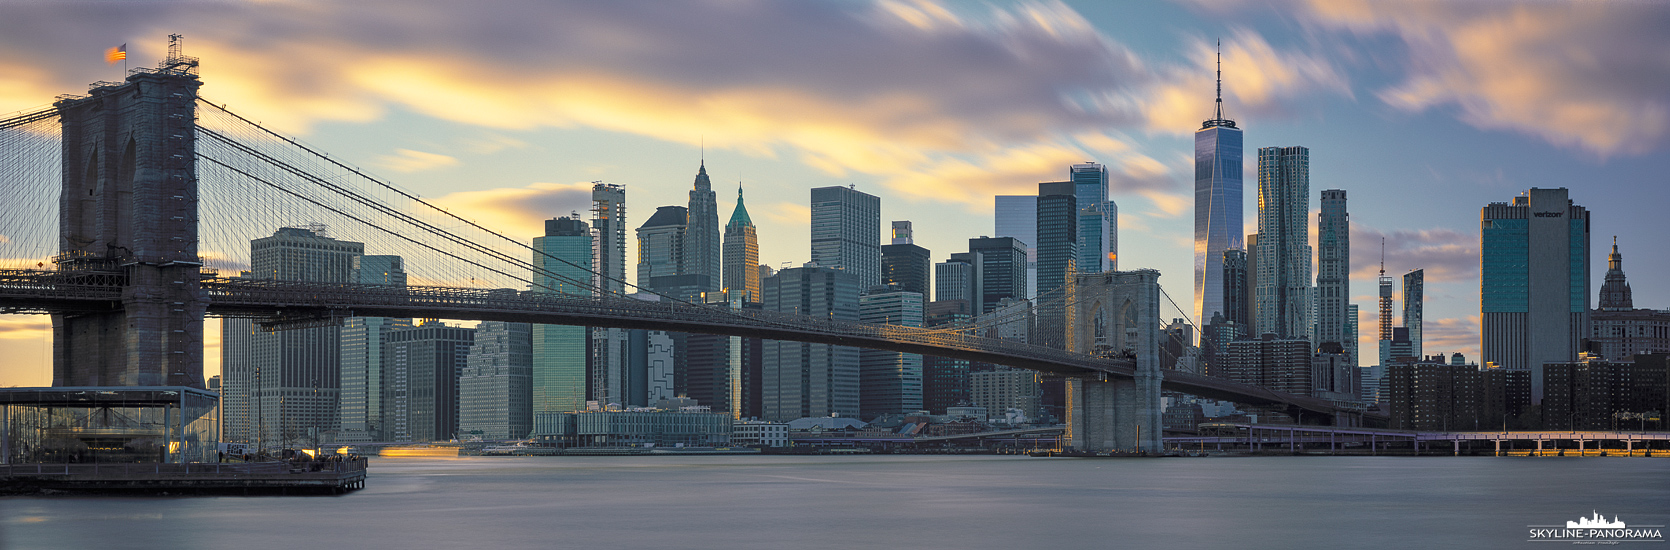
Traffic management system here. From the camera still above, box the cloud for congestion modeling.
[0,316,49,340]
[375,149,459,173]
[1350,223,1476,284]
[1283,0,1670,157]
[430,181,594,239]
[762,202,811,226]
[1420,316,1480,359]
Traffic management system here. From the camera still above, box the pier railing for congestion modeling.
[0,459,368,477]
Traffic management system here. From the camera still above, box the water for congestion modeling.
[3,455,1666,549]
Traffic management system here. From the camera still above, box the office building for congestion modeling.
[723,184,761,301]
[859,284,925,419]
[810,185,881,287]
[1403,269,1424,358]
[459,321,533,440]
[1193,55,1244,335]
[636,206,688,286]
[1316,189,1350,353]
[1036,181,1077,350]
[1254,146,1312,340]
[221,226,362,447]
[590,183,630,413]
[685,290,763,419]
[994,195,1039,298]
[1480,188,1590,403]
[384,321,475,442]
[533,216,593,413]
[934,252,982,314]
[970,367,1040,420]
[1071,162,1118,273]
[533,405,733,448]
[881,221,931,298]
[923,300,974,414]
[761,264,861,421]
[684,164,721,293]
[968,236,1027,314]
[338,254,409,443]
[1590,240,1670,361]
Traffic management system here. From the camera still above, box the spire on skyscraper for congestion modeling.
[1599,236,1633,311]
[1203,39,1237,130]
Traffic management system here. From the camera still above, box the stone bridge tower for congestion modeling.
[52,41,205,388]
[1063,269,1164,453]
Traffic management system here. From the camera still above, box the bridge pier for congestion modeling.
[51,58,205,387]
[1064,270,1163,453]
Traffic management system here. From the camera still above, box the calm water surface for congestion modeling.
[3,455,1666,549]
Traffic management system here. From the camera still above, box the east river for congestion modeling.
[3,455,1667,549]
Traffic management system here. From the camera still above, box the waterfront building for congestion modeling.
[532,406,733,448]
[1480,188,1590,403]
[1404,269,1424,359]
[968,236,1027,314]
[881,221,931,298]
[459,321,533,440]
[722,184,761,301]
[221,226,362,448]
[859,284,925,419]
[1071,162,1117,273]
[1541,354,1670,431]
[1254,146,1312,341]
[1193,53,1244,336]
[533,216,593,413]
[994,195,1039,298]
[732,420,790,447]
[1316,189,1350,354]
[761,264,861,421]
[338,254,409,443]
[1383,357,1532,431]
[384,321,475,442]
[810,185,881,287]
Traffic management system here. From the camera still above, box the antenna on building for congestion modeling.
[1215,38,1224,122]
[1380,237,1385,276]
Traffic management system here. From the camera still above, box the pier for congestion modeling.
[0,459,367,495]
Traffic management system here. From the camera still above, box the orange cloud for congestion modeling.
[430,181,595,240]
[375,149,460,174]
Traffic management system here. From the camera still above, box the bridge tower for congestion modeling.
[52,38,205,387]
[1064,270,1164,453]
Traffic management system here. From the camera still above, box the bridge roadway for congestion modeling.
[0,268,1356,419]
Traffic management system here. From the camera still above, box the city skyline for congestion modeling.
[1,0,1668,386]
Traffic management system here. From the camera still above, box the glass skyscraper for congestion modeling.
[1254,146,1311,340]
[1403,269,1424,359]
[1193,66,1243,338]
[1480,188,1589,403]
[993,195,1037,298]
[1071,162,1117,273]
[1316,190,1350,361]
[533,216,593,413]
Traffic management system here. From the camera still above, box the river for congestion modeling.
[3,455,1666,549]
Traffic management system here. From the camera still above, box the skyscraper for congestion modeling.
[636,206,688,287]
[339,254,408,442]
[1378,250,1395,368]
[532,216,592,413]
[1590,239,1670,360]
[686,290,763,419]
[723,184,760,301]
[684,164,721,293]
[761,265,861,420]
[859,284,925,419]
[881,221,931,298]
[934,252,981,313]
[590,183,630,415]
[1480,188,1590,403]
[1254,146,1311,340]
[923,300,973,414]
[810,185,881,287]
[1071,162,1117,273]
[968,236,1027,314]
[1194,47,1244,337]
[384,320,475,442]
[221,226,362,447]
[1403,269,1424,359]
[994,195,1038,298]
[1035,181,1078,297]
[1316,190,1349,356]
[459,321,533,440]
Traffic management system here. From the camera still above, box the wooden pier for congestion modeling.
[0,459,368,495]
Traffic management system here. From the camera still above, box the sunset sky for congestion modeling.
[1,0,1667,386]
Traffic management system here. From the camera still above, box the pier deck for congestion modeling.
[0,459,368,495]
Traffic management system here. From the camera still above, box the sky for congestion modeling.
[1,0,1667,387]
